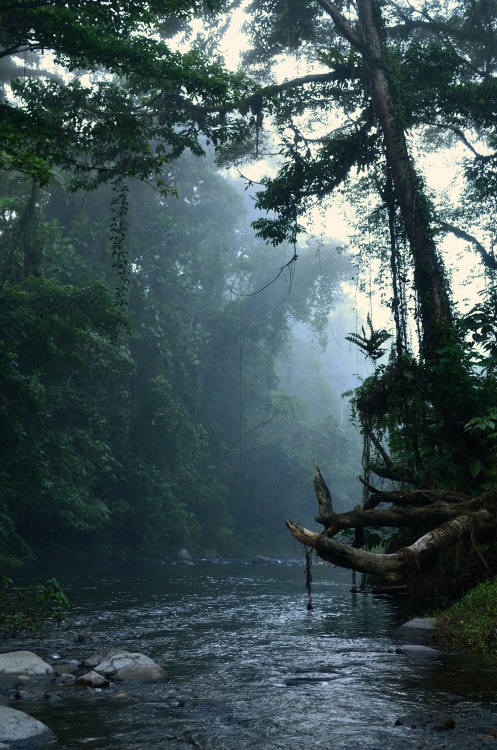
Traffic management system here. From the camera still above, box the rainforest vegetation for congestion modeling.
[0,0,359,562]
[2,0,497,603]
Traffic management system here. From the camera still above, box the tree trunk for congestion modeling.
[355,0,455,364]
[321,0,476,461]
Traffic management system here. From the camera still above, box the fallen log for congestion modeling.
[287,465,497,587]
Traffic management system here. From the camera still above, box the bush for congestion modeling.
[0,576,70,638]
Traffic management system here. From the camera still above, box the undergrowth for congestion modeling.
[436,577,497,657]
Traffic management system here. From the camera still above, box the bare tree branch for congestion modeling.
[314,0,364,50]
[437,220,497,271]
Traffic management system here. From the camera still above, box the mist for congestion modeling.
[0,134,364,561]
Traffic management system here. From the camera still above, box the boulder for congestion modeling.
[0,651,53,676]
[0,704,53,744]
[395,711,455,731]
[75,671,110,688]
[83,648,130,669]
[94,652,156,675]
[177,548,192,562]
[53,659,81,675]
[393,617,436,645]
[93,652,168,682]
[398,616,437,631]
[115,663,168,682]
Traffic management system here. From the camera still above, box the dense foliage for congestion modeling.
[198,0,497,595]
[9,0,497,594]
[0,0,249,189]
[0,575,69,638]
[0,0,362,561]
[224,0,497,494]
[0,159,354,560]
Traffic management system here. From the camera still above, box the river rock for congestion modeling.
[83,648,130,669]
[93,652,168,681]
[115,663,168,682]
[0,704,54,744]
[393,617,437,645]
[395,711,455,731]
[75,671,110,688]
[0,651,53,676]
[53,659,81,675]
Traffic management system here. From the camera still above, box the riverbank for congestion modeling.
[434,576,497,658]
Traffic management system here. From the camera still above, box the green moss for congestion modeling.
[436,577,497,656]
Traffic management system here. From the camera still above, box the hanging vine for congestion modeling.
[346,161,440,493]
[305,546,314,610]
[109,177,130,307]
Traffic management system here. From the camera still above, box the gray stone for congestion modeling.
[393,617,437,645]
[0,704,53,743]
[83,648,130,669]
[395,711,455,731]
[75,671,110,688]
[115,664,168,682]
[94,652,160,677]
[55,673,76,685]
[0,651,53,676]
[177,547,192,561]
[53,659,81,675]
[399,617,437,630]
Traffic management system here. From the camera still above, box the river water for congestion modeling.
[6,559,497,749]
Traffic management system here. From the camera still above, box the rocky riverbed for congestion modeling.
[0,648,172,747]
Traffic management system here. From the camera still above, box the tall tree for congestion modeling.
[207,0,497,594]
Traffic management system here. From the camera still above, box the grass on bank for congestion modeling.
[436,576,497,656]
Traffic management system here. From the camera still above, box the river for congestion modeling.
[6,559,497,749]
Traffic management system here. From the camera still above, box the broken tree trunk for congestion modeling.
[287,465,497,586]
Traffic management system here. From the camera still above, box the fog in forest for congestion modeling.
[0,135,366,560]
[4,0,497,584]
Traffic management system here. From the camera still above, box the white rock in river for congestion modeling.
[83,648,130,669]
[75,671,110,688]
[0,651,53,675]
[94,652,168,681]
[0,705,53,743]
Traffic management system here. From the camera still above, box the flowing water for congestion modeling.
[6,559,497,749]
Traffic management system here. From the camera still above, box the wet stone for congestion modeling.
[393,618,437,645]
[395,711,456,731]
[53,659,81,675]
[0,704,54,744]
[83,648,130,670]
[75,671,110,688]
[0,651,53,676]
